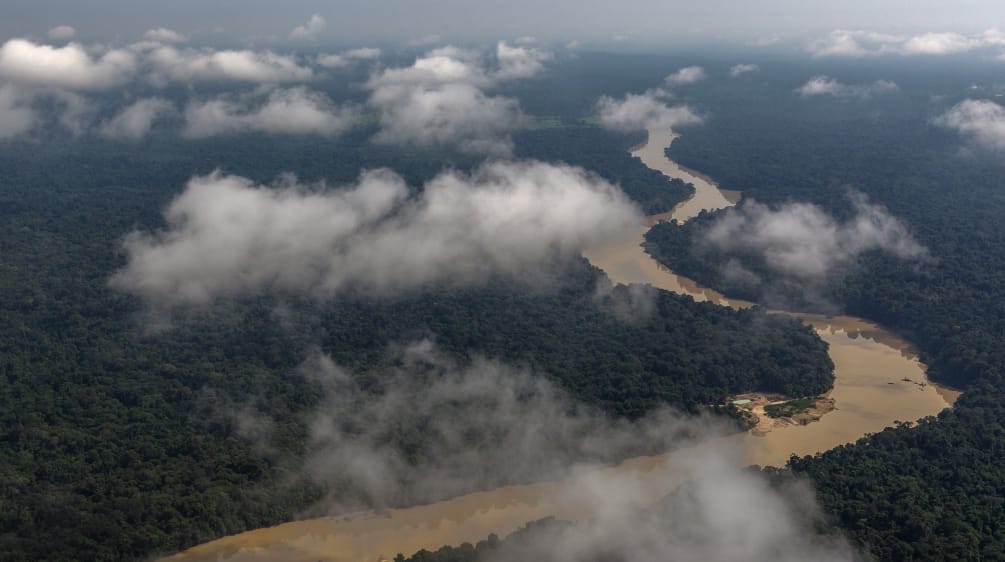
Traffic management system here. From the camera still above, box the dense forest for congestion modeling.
[0,114,829,559]
[7,49,1005,561]
[388,54,1005,561]
[640,60,1005,558]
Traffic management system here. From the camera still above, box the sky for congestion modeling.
[3,0,1005,47]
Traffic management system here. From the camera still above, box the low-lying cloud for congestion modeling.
[495,41,551,80]
[481,454,856,562]
[0,84,34,138]
[230,341,856,561]
[0,39,136,90]
[144,44,313,85]
[290,13,326,41]
[99,97,175,140]
[143,27,188,44]
[47,25,76,41]
[595,89,702,133]
[111,161,641,310]
[299,341,703,508]
[696,192,926,306]
[364,44,546,154]
[368,78,520,155]
[0,38,554,145]
[797,76,898,98]
[809,28,1005,58]
[316,47,381,69]
[934,98,1005,150]
[729,63,759,77]
[182,87,357,138]
[665,65,705,85]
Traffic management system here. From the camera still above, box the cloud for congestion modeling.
[665,65,706,85]
[99,97,175,140]
[810,28,1005,58]
[364,47,536,154]
[797,76,898,98]
[696,191,926,305]
[0,84,34,139]
[232,341,856,561]
[809,30,883,58]
[290,13,326,41]
[49,90,93,135]
[934,98,1005,150]
[143,27,187,43]
[729,63,759,77]
[494,41,550,80]
[0,39,135,90]
[47,25,76,41]
[369,46,488,86]
[110,161,641,310]
[898,32,974,55]
[370,81,520,155]
[316,47,381,69]
[299,342,704,509]
[482,453,855,562]
[145,45,312,85]
[181,87,357,138]
[595,89,702,133]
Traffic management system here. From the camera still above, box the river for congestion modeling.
[161,128,958,562]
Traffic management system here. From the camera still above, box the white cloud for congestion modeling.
[143,27,187,43]
[370,81,520,155]
[797,76,845,96]
[47,25,76,41]
[110,161,641,310]
[182,87,357,138]
[371,47,487,86]
[145,45,312,85]
[797,75,898,98]
[934,98,1005,150]
[0,84,34,139]
[99,98,175,140]
[596,90,702,133]
[299,344,700,509]
[729,63,759,77]
[316,47,381,69]
[665,66,706,86]
[0,39,135,90]
[899,32,974,55]
[290,13,326,40]
[810,28,1005,58]
[232,342,857,561]
[50,90,93,135]
[494,41,550,80]
[809,30,880,58]
[364,47,539,155]
[700,192,926,297]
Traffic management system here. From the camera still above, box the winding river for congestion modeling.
[162,129,958,562]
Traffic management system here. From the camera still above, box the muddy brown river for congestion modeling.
[162,129,958,562]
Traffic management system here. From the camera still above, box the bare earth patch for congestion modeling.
[728,393,837,437]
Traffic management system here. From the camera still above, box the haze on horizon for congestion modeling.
[4,0,1005,49]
